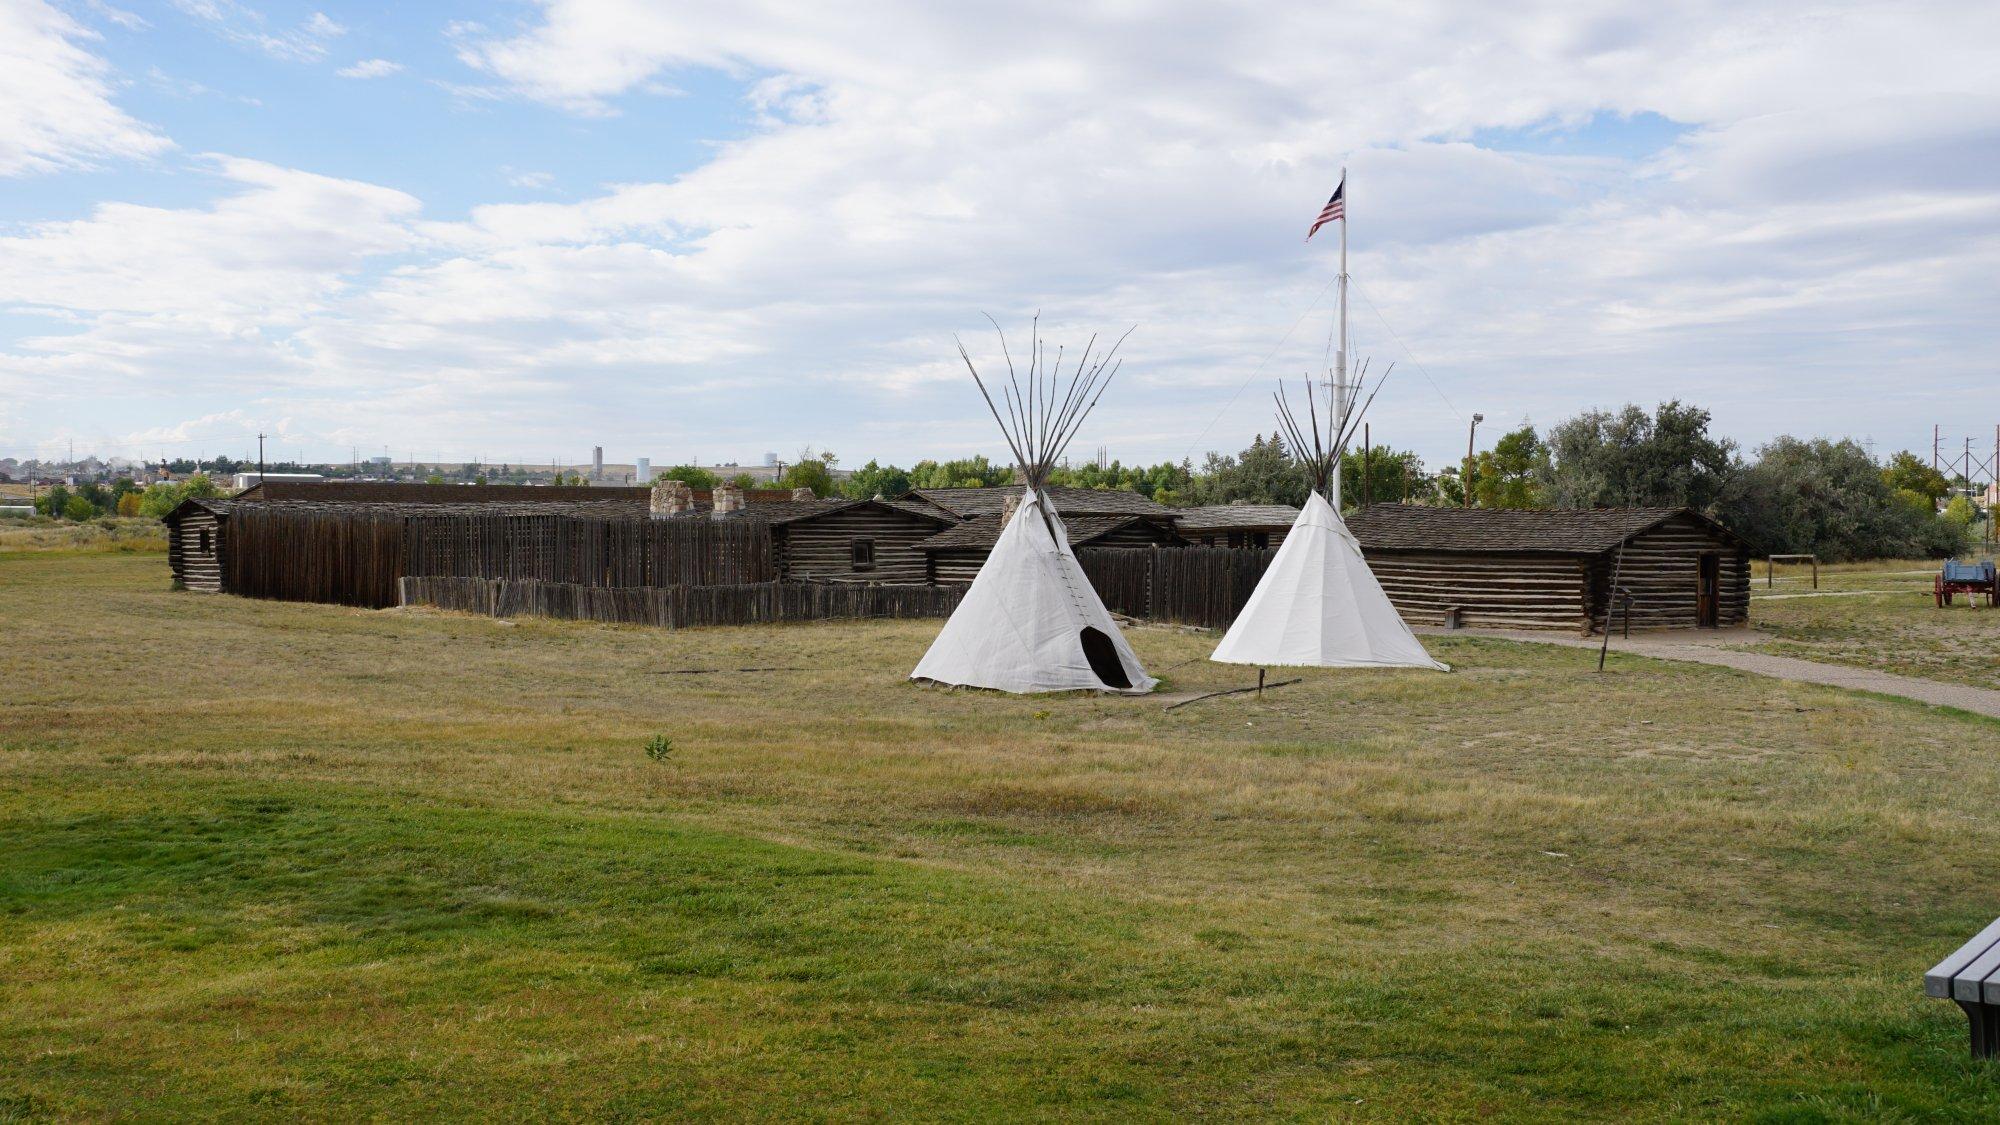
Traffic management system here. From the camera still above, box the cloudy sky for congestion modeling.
[3,0,1997,472]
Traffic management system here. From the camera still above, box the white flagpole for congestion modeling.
[1332,166,1348,510]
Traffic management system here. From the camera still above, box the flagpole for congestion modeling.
[1332,165,1348,511]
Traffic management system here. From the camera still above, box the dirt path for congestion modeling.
[1423,626,2000,720]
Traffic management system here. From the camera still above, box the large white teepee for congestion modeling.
[912,488,1156,694]
[910,315,1155,695]
[1211,490,1446,670]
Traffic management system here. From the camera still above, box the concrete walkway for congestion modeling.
[1419,626,2000,720]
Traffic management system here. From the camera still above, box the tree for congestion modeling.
[906,456,1013,490]
[64,495,94,521]
[1944,495,1979,527]
[425,473,447,486]
[117,493,144,517]
[725,472,758,490]
[1186,434,1308,507]
[1881,451,1949,505]
[1338,446,1428,507]
[1717,437,1967,560]
[1470,425,1545,509]
[657,465,719,490]
[1540,401,1737,510]
[35,485,71,518]
[779,448,839,497]
[841,460,912,500]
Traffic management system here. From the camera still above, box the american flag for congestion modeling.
[1306,178,1345,241]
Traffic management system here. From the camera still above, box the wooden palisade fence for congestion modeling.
[400,576,964,629]
[1076,546,1275,629]
[405,513,774,588]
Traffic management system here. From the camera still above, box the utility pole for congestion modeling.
[1463,413,1484,508]
[257,432,265,485]
[1934,424,1942,473]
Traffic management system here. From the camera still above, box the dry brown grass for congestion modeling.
[4,550,1999,1118]
[1750,557,2000,689]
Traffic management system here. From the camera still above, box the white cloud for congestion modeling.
[170,1,344,62]
[336,57,403,79]
[0,0,170,176]
[505,169,555,189]
[7,1,2000,465]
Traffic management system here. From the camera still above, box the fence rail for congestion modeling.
[400,576,964,629]
[1075,545,1275,629]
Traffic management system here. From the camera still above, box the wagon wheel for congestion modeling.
[1935,577,1945,608]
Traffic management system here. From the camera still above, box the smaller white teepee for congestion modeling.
[1211,490,1446,670]
[912,488,1155,694]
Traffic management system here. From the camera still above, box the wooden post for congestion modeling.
[1257,667,1265,699]
[1362,423,1372,507]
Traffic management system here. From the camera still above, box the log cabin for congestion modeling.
[917,512,1188,584]
[1343,505,1750,633]
[163,498,231,592]
[698,498,957,583]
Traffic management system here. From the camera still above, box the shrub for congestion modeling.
[644,734,674,762]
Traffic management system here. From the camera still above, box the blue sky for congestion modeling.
[3,0,1998,473]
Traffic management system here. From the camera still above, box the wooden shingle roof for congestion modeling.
[679,498,956,526]
[1344,504,1740,554]
[1174,503,1302,531]
[914,514,1160,552]
[908,485,1169,519]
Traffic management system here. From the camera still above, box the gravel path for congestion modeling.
[1422,626,2000,719]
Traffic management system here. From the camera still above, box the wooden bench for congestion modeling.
[1925,916,2000,1057]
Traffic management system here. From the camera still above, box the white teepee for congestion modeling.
[1211,490,1446,670]
[912,488,1156,693]
[1211,169,1444,673]
[910,315,1156,694]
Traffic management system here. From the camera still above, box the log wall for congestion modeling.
[1586,514,1750,631]
[168,508,225,592]
[399,576,964,629]
[1366,552,1590,631]
[775,507,942,583]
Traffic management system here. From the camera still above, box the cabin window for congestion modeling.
[851,538,876,570]
[1250,532,1269,549]
[198,528,212,554]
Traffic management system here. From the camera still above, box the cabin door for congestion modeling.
[1696,554,1720,627]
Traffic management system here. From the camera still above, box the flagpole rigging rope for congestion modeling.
[1175,269,1343,465]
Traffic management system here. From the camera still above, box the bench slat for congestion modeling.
[1957,940,2000,1002]
[1925,916,2000,999]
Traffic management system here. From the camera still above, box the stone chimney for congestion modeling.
[791,487,815,501]
[712,483,746,515]
[1001,491,1025,526]
[649,478,693,518]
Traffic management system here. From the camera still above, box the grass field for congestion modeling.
[1749,559,2000,691]
[4,548,1999,1120]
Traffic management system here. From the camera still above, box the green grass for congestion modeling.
[1749,559,1999,690]
[4,550,2000,1119]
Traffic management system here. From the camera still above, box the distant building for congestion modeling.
[592,446,604,480]
[634,457,651,484]
[231,471,324,491]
